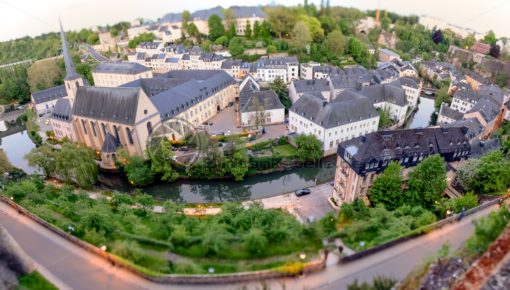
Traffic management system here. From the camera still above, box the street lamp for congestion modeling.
[100,245,107,251]
[299,252,306,260]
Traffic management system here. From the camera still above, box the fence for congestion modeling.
[0,195,325,284]
[341,197,505,263]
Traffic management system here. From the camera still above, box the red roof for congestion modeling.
[471,42,491,55]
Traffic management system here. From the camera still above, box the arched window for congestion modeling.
[81,120,87,134]
[101,123,107,136]
[113,125,120,141]
[75,81,80,88]
[147,122,153,135]
[126,128,134,144]
[90,121,97,137]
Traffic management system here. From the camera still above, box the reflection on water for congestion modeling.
[406,96,436,129]
[0,130,37,174]
[98,157,337,203]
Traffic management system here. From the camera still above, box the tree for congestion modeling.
[490,44,501,58]
[406,155,446,209]
[225,23,236,39]
[181,10,190,31]
[347,37,374,68]
[323,30,346,55]
[295,134,323,162]
[318,15,335,35]
[148,138,179,182]
[24,144,56,178]
[434,85,452,110]
[432,29,443,44]
[291,21,312,50]
[464,34,476,48]
[201,223,231,255]
[377,107,393,128]
[186,23,200,40]
[228,37,245,56]
[0,150,12,173]
[55,143,98,188]
[266,7,297,38]
[260,21,272,39]
[222,8,236,29]
[27,59,64,92]
[270,77,291,109]
[118,148,154,187]
[245,21,252,39]
[253,21,261,38]
[127,32,155,49]
[298,15,324,42]
[469,150,510,194]
[86,33,99,45]
[207,14,225,41]
[369,162,403,210]
[457,159,480,191]
[75,63,94,85]
[484,30,497,46]
[243,228,268,256]
[381,15,391,31]
[226,147,249,181]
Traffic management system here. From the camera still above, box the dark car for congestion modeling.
[295,188,311,197]
[178,146,189,151]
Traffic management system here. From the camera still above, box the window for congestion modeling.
[113,125,120,141]
[147,122,153,135]
[101,123,107,136]
[90,121,97,137]
[81,120,87,134]
[126,128,134,144]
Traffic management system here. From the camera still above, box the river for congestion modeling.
[0,130,37,174]
[406,96,436,129]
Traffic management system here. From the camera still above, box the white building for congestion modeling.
[92,62,153,87]
[299,62,320,79]
[31,85,67,115]
[289,91,379,155]
[254,57,299,83]
[135,42,165,56]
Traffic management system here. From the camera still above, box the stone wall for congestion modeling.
[0,226,35,289]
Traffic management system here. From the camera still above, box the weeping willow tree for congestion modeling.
[55,143,98,188]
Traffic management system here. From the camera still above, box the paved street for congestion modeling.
[0,199,500,290]
[295,183,335,222]
[206,104,242,135]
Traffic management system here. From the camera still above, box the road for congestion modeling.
[0,200,499,290]
[84,44,109,62]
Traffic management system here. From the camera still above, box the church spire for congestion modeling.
[59,16,77,79]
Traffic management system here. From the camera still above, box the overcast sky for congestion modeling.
[0,0,509,41]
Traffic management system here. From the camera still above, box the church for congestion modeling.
[48,19,238,169]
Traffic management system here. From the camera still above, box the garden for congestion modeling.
[1,178,329,275]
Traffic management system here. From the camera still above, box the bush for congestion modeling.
[465,207,510,255]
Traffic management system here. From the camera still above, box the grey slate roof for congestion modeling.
[32,85,67,104]
[94,62,150,75]
[221,60,243,69]
[360,83,407,107]
[373,63,400,84]
[160,6,265,24]
[469,138,501,158]
[467,97,500,123]
[313,65,342,75]
[290,90,378,129]
[120,78,189,97]
[337,127,470,174]
[394,77,420,89]
[150,70,236,119]
[441,118,484,140]
[138,42,161,49]
[453,89,482,104]
[256,57,298,69]
[102,133,122,153]
[329,67,372,89]
[160,12,182,23]
[231,6,266,18]
[51,98,73,122]
[199,53,225,62]
[439,104,463,121]
[241,90,284,113]
[292,79,330,94]
[73,86,140,125]
[478,85,505,105]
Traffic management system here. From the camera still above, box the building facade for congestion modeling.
[92,62,153,87]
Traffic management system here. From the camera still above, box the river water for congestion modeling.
[406,96,436,129]
[1,99,434,203]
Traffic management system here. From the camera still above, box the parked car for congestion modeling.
[178,146,189,151]
[228,102,234,107]
[295,188,311,197]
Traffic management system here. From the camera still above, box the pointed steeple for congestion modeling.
[59,16,78,80]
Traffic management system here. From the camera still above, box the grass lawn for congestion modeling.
[272,144,297,157]
[18,272,57,290]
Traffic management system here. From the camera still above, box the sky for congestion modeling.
[0,0,509,41]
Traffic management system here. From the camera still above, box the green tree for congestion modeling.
[464,34,476,48]
[148,138,178,182]
[369,162,403,210]
[466,207,510,255]
[226,147,249,181]
[24,144,57,178]
[55,143,98,188]
[120,152,154,187]
[225,23,236,39]
[27,59,64,92]
[181,10,190,31]
[86,33,99,45]
[298,15,324,42]
[243,228,268,256]
[270,77,291,109]
[228,37,245,56]
[295,134,323,162]
[291,21,312,50]
[456,159,481,191]
[496,72,508,88]
[484,30,497,46]
[381,15,391,31]
[323,30,346,55]
[376,107,393,128]
[266,7,297,38]
[207,14,225,41]
[245,21,252,39]
[253,21,261,38]
[186,23,200,40]
[470,150,510,194]
[348,37,374,68]
[75,63,94,85]
[201,223,231,255]
[0,150,12,173]
[406,155,446,209]
[127,32,155,49]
